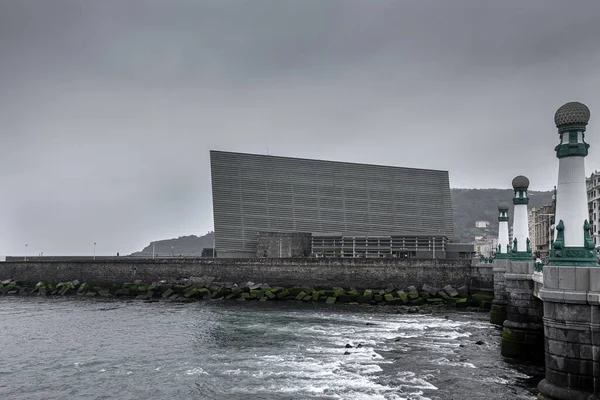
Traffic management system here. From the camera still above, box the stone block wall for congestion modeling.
[0,257,487,292]
[470,261,494,293]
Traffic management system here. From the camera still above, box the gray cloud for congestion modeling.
[2,0,600,257]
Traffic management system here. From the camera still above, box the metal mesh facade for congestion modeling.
[210,150,455,257]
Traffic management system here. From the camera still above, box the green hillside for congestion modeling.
[451,189,553,243]
[130,233,214,257]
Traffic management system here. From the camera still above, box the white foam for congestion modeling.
[430,357,476,369]
[185,367,209,375]
[222,369,242,375]
[483,376,510,384]
[394,371,438,391]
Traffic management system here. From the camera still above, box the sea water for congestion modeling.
[0,297,543,399]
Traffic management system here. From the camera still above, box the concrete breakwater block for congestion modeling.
[0,278,491,311]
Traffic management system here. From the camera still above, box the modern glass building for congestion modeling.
[210,150,455,258]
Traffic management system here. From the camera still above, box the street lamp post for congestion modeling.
[94,242,97,260]
[24,244,28,261]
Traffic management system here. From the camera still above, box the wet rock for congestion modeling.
[162,288,174,299]
[294,291,307,300]
[456,298,468,308]
[357,294,372,303]
[406,285,419,299]
[475,340,485,345]
[189,276,215,287]
[345,344,353,348]
[259,283,271,290]
[443,285,459,298]
[344,351,350,355]
[384,286,396,294]
[326,297,336,305]
[71,280,80,287]
[410,298,425,306]
[366,322,377,326]
[133,280,143,285]
[422,284,440,296]
[357,344,363,348]
[457,285,469,297]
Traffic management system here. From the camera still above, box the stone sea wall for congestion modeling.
[0,258,488,291]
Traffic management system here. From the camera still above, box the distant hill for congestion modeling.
[130,233,214,257]
[131,189,554,255]
[451,189,553,243]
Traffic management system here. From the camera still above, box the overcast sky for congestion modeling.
[2,0,600,257]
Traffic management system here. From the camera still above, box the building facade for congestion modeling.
[528,190,556,257]
[210,150,455,258]
[586,170,600,248]
[475,235,498,258]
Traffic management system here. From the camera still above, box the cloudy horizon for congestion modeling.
[2,0,600,257]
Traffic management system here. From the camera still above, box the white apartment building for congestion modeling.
[586,171,600,248]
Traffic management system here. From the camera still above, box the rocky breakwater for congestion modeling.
[0,278,494,310]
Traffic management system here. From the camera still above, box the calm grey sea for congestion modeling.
[0,297,543,400]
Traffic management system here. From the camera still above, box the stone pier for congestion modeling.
[490,258,508,326]
[501,260,544,361]
[537,266,600,399]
